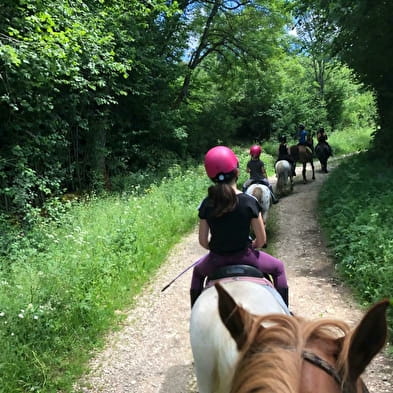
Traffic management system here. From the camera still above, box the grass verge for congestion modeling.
[318,152,393,347]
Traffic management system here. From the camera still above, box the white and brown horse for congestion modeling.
[190,281,388,393]
[245,183,271,224]
[275,160,294,196]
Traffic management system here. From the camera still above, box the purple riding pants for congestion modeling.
[190,248,288,294]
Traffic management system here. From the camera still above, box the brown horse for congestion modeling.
[289,144,315,183]
[191,281,389,393]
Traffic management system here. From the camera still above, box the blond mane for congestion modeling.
[230,314,351,393]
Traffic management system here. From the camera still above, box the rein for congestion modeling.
[302,351,370,393]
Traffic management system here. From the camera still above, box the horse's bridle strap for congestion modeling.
[302,351,370,393]
[302,350,341,385]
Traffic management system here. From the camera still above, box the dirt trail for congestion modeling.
[75,161,392,393]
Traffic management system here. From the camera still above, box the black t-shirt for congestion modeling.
[279,144,288,155]
[198,193,261,254]
[247,159,265,181]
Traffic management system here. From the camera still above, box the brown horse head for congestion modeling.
[216,283,389,393]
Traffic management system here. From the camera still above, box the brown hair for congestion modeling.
[208,182,237,217]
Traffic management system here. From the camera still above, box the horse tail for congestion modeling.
[275,161,287,195]
[289,145,299,161]
[277,172,284,194]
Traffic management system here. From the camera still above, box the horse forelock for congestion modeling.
[230,315,351,393]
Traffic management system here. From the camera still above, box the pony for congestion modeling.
[190,282,389,393]
[315,142,332,173]
[289,144,315,183]
[274,160,293,196]
[245,183,271,223]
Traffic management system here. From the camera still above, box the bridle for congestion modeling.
[302,351,370,393]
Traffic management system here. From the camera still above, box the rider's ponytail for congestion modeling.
[207,172,238,217]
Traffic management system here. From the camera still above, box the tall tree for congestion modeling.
[175,0,288,105]
[297,0,393,153]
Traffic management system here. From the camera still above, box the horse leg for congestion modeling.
[319,157,327,173]
[311,161,315,180]
[324,158,328,173]
[302,162,307,183]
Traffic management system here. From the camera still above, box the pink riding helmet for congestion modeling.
[204,146,239,180]
[249,145,262,157]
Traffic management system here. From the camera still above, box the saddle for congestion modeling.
[205,264,274,291]
[298,145,313,155]
[249,179,269,188]
[208,264,264,281]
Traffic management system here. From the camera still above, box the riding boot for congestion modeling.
[190,289,200,309]
[277,287,289,307]
[271,191,279,204]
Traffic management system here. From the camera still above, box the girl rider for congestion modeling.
[242,144,279,204]
[190,146,289,308]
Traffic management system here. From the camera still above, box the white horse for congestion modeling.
[275,160,293,196]
[245,183,271,223]
[190,280,288,393]
[190,282,389,393]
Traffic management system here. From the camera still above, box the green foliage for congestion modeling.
[298,0,393,155]
[0,0,382,220]
[0,0,182,216]
[318,153,393,336]
[0,164,207,392]
[267,53,377,140]
[327,127,373,156]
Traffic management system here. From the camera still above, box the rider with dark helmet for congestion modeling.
[190,146,289,308]
[242,144,279,203]
[277,136,296,176]
[316,127,332,155]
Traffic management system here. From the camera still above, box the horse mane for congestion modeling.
[230,314,351,393]
[252,187,263,203]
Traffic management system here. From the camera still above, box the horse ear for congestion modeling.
[215,283,253,350]
[346,299,389,381]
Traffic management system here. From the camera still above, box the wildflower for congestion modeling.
[18,313,24,319]
[0,312,4,317]
[33,315,39,320]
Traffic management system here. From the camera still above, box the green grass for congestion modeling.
[0,165,208,392]
[318,152,393,344]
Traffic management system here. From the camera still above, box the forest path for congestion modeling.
[75,159,392,393]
